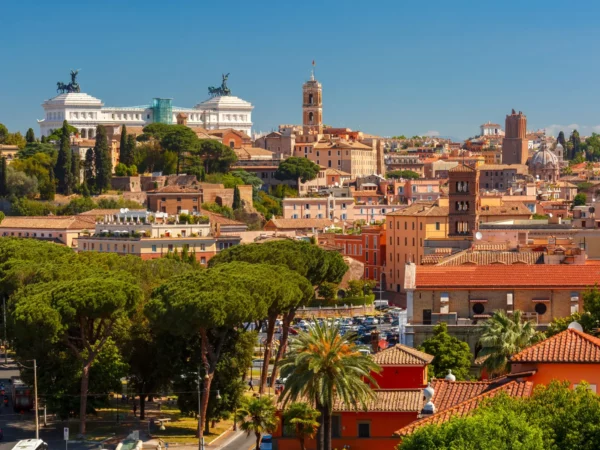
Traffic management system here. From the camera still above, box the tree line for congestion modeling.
[3,238,347,439]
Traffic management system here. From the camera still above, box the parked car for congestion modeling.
[364,317,379,325]
[260,434,273,450]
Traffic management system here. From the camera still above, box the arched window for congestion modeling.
[309,93,313,105]
[308,112,314,124]
[229,140,235,149]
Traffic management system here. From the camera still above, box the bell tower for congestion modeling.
[302,64,323,135]
[448,164,480,238]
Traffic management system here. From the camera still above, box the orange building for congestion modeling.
[333,225,386,281]
[273,344,431,450]
[510,327,600,391]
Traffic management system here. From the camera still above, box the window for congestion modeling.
[365,268,369,278]
[358,422,371,438]
[331,416,341,438]
[420,222,423,231]
[200,257,206,264]
[365,252,369,262]
[229,140,235,149]
[177,197,182,202]
[574,384,597,393]
[152,245,157,252]
[405,237,407,245]
[435,222,440,231]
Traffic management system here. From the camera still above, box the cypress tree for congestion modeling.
[71,152,81,189]
[557,131,566,148]
[119,125,128,166]
[0,157,7,197]
[25,128,35,143]
[125,134,136,166]
[46,166,56,201]
[56,120,73,195]
[40,135,47,143]
[233,185,241,210]
[94,125,111,193]
[84,148,95,185]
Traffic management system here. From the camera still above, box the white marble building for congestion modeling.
[38,90,253,139]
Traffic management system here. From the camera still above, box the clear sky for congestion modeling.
[2,0,600,139]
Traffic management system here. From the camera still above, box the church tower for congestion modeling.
[502,109,528,164]
[302,65,323,136]
[448,164,480,238]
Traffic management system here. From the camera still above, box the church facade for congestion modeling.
[38,74,253,138]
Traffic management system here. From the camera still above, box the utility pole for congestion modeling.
[33,359,39,440]
[3,297,7,364]
[197,369,204,450]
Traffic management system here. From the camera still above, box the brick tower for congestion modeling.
[502,109,528,164]
[448,164,480,238]
[302,65,323,135]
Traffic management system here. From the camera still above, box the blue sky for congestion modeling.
[2,0,600,139]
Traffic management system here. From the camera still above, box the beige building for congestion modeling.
[0,216,96,248]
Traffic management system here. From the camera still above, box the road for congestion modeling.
[210,431,253,450]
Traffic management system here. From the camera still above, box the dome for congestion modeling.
[556,142,564,150]
[531,147,558,167]
[194,95,253,111]
[445,369,456,381]
[42,92,103,107]
[423,383,435,400]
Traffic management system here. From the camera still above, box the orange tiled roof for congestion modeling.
[421,254,446,265]
[449,164,476,172]
[372,344,434,366]
[511,328,600,363]
[395,380,533,436]
[414,265,600,289]
[478,201,532,216]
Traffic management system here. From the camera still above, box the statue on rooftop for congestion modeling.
[56,69,81,94]
[207,73,231,97]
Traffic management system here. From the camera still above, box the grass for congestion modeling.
[151,417,233,444]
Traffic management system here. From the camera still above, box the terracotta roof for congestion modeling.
[471,243,508,251]
[0,216,95,230]
[335,389,423,412]
[449,164,476,172]
[511,328,600,363]
[478,164,529,175]
[325,168,351,176]
[430,379,497,411]
[201,210,246,226]
[478,201,532,216]
[148,186,202,194]
[421,254,446,265]
[395,380,533,436]
[435,250,544,266]
[414,265,600,289]
[386,202,449,217]
[279,389,423,413]
[264,218,333,230]
[78,209,121,216]
[234,147,274,159]
[372,344,434,366]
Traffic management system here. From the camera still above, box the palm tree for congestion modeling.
[279,320,380,450]
[235,396,277,450]
[283,402,320,450]
[478,310,543,377]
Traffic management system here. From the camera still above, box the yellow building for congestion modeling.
[386,201,449,293]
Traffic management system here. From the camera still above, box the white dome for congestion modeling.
[43,92,103,107]
[194,95,253,111]
[424,383,435,400]
[556,142,564,150]
[445,370,456,382]
[531,148,558,167]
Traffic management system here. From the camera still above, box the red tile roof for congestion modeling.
[0,216,95,230]
[372,344,434,366]
[414,265,600,289]
[430,379,495,411]
[395,380,533,436]
[511,328,600,363]
[435,250,543,266]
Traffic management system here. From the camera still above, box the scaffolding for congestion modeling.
[151,98,173,124]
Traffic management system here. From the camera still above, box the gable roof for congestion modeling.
[511,328,600,363]
[372,344,434,366]
[449,164,476,172]
[395,380,533,436]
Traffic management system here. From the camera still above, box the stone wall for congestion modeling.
[111,176,142,192]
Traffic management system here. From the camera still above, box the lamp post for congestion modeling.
[17,359,39,439]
